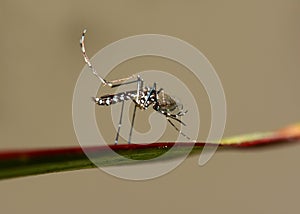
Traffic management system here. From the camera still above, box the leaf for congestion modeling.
[0,123,299,180]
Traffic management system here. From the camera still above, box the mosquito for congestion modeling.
[80,29,190,144]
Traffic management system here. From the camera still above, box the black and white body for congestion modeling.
[80,29,189,144]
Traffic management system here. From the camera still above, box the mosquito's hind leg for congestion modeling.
[80,29,137,88]
[80,29,108,85]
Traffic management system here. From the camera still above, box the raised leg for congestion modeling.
[80,29,137,88]
[111,78,139,88]
[115,100,125,145]
[128,104,137,144]
[80,29,108,85]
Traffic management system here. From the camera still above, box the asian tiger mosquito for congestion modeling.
[80,29,190,144]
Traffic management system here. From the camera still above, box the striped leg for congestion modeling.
[80,29,137,87]
[128,105,137,144]
[115,100,125,145]
[167,118,190,140]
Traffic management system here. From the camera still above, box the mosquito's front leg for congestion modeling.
[166,118,190,140]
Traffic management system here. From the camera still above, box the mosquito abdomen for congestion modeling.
[94,90,137,106]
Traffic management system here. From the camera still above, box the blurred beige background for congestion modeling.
[0,0,299,213]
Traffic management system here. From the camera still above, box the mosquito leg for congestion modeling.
[126,76,143,143]
[114,100,125,145]
[161,109,188,120]
[128,104,137,144]
[168,115,186,126]
[80,29,108,85]
[80,29,137,88]
[135,75,143,104]
[153,108,187,126]
[126,76,143,144]
[167,118,190,140]
[111,78,138,88]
